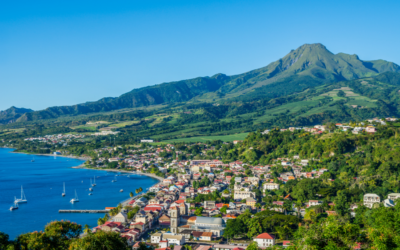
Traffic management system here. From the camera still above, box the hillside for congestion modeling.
[0,107,33,124]
[6,43,400,124]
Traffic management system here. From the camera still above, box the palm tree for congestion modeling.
[83,224,91,234]
[255,203,261,212]
[130,192,134,197]
[97,218,104,225]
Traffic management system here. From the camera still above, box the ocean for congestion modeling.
[0,148,159,239]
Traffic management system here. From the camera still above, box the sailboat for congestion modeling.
[70,190,79,203]
[62,182,66,197]
[92,176,96,186]
[31,157,35,162]
[89,179,93,191]
[10,198,18,211]
[14,186,27,204]
[112,176,117,182]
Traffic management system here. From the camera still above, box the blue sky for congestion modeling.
[1,0,399,111]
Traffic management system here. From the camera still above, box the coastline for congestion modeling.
[74,166,163,207]
[10,150,90,161]
[3,148,163,227]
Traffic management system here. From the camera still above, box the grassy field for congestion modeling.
[70,125,98,131]
[162,132,249,143]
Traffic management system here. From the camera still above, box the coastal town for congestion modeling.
[13,117,393,249]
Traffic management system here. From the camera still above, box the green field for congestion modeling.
[162,132,249,143]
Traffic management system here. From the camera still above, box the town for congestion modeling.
[21,117,394,250]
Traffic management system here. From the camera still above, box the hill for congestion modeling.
[0,107,33,124]
[7,43,400,124]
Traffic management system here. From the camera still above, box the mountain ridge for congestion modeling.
[6,43,400,123]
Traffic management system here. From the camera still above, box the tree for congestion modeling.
[194,207,204,216]
[69,230,130,250]
[247,218,263,238]
[129,192,134,197]
[224,219,246,239]
[220,205,228,215]
[283,199,293,215]
[335,190,350,217]
[0,232,10,250]
[15,221,82,250]
[83,224,91,234]
[337,90,346,97]
[246,241,260,250]
[290,216,361,249]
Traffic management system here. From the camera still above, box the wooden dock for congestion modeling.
[59,210,108,213]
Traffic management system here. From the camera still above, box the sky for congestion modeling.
[1,0,400,111]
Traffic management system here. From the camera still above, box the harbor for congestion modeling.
[59,210,108,213]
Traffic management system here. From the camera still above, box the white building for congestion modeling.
[141,139,154,143]
[388,193,400,202]
[263,183,280,191]
[114,212,128,223]
[363,193,380,208]
[254,233,276,247]
[234,190,256,200]
[151,233,162,244]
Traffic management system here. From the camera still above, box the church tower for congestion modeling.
[179,202,187,216]
[170,206,180,234]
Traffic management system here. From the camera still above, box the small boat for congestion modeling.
[14,186,27,204]
[89,179,93,191]
[31,156,35,162]
[120,189,123,192]
[62,182,66,197]
[92,176,96,186]
[10,199,18,211]
[88,193,92,196]
[112,176,117,182]
[89,187,93,191]
[70,190,79,203]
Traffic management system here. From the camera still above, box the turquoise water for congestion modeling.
[0,148,159,239]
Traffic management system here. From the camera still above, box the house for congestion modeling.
[151,233,163,243]
[204,201,216,210]
[300,160,309,166]
[308,200,322,207]
[234,190,256,200]
[263,182,279,191]
[366,126,376,133]
[159,214,171,227]
[163,234,185,246]
[141,139,154,143]
[114,212,128,223]
[282,241,291,248]
[200,232,213,241]
[388,193,400,202]
[254,233,276,247]
[246,197,256,208]
[363,193,380,208]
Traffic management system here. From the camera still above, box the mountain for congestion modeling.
[0,107,33,124]
[6,43,400,123]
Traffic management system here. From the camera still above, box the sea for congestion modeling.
[0,148,159,239]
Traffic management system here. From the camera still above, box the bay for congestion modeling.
[0,148,158,239]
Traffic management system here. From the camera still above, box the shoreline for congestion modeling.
[74,167,163,207]
[10,150,90,161]
[3,148,163,227]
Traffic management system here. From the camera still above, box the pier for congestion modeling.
[59,209,108,213]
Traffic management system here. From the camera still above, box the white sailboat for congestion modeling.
[70,190,79,203]
[14,186,27,204]
[62,182,66,197]
[10,198,18,211]
[89,179,93,191]
[92,176,96,186]
[112,176,117,182]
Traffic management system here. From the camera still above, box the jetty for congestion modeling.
[59,209,108,213]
